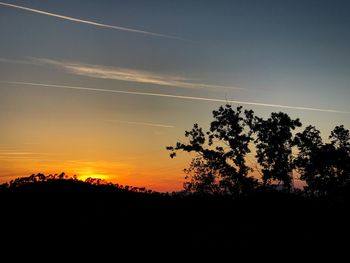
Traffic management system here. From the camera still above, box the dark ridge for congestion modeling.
[0,174,348,260]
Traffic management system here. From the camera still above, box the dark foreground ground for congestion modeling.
[0,180,348,260]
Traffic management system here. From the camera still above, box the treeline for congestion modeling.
[168,105,350,197]
[0,172,155,194]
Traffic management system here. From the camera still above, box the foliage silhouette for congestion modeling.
[252,112,301,190]
[167,105,258,195]
[168,104,349,197]
[295,125,350,196]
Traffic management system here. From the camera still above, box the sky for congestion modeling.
[0,0,349,191]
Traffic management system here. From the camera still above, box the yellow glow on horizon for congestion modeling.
[77,172,110,182]
[74,165,117,182]
[0,143,188,191]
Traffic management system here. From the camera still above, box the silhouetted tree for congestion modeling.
[58,172,66,180]
[330,126,350,193]
[85,177,104,185]
[294,125,323,194]
[167,105,258,195]
[8,173,47,187]
[252,112,302,191]
[295,125,350,196]
[330,125,350,149]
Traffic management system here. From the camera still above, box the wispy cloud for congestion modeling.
[0,150,49,160]
[107,120,175,128]
[0,57,242,91]
[2,81,350,114]
[0,1,188,41]
[35,58,242,91]
[0,152,46,155]
[0,57,34,65]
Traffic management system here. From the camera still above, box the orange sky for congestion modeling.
[0,154,189,192]
[0,122,191,192]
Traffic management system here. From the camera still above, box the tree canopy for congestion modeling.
[167,106,257,195]
[168,104,349,196]
[294,125,350,196]
[253,112,301,190]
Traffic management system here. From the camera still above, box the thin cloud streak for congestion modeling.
[0,156,43,160]
[0,151,49,160]
[2,81,350,114]
[108,120,175,128]
[35,58,243,91]
[0,1,188,41]
[0,57,34,65]
[0,152,46,155]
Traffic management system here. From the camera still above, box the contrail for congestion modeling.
[0,1,188,41]
[2,81,350,114]
[107,120,175,128]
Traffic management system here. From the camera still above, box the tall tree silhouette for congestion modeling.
[167,105,257,195]
[329,125,350,196]
[295,125,350,196]
[294,125,324,194]
[252,112,301,191]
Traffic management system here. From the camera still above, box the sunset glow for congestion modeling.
[77,172,110,182]
[1,0,349,192]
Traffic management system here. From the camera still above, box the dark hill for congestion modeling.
[0,176,348,261]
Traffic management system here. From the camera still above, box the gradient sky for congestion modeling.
[0,0,349,191]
